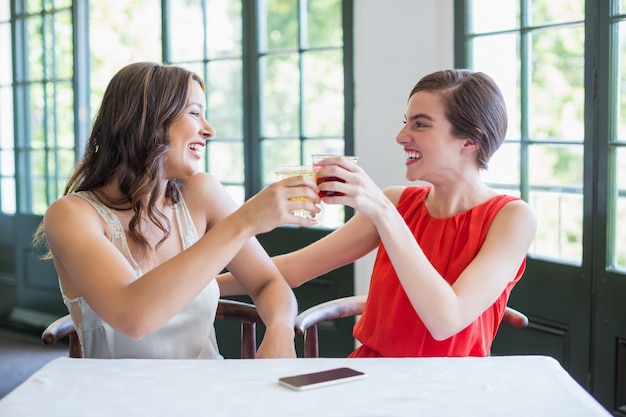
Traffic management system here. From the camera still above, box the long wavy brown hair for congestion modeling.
[34,62,206,256]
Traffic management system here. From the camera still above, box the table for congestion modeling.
[0,355,610,417]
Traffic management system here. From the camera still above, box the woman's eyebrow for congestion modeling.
[407,113,434,122]
[189,100,206,109]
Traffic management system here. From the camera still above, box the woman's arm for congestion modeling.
[217,211,381,295]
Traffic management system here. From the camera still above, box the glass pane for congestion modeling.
[617,147,626,193]
[207,140,244,183]
[44,81,56,143]
[31,149,45,178]
[261,139,301,186]
[170,0,204,62]
[27,0,42,13]
[207,60,243,138]
[27,18,44,81]
[56,82,75,148]
[0,23,11,84]
[0,88,14,148]
[1,178,16,214]
[616,197,626,272]
[529,26,585,141]
[613,147,626,271]
[0,1,9,20]
[51,10,73,80]
[481,142,520,186]
[56,0,73,8]
[469,0,518,33]
[307,0,341,48]
[32,176,47,215]
[261,54,300,137]
[207,0,242,59]
[303,138,344,161]
[30,148,47,213]
[529,190,582,263]
[44,148,74,203]
[617,22,626,141]
[530,0,584,26]
[0,150,14,176]
[89,0,162,109]
[29,83,45,149]
[303,50,343,137]
[622,0,626,14]
[528,144,584,188]
[472,33,520,140]
[262,0,298,51]
[53,149,75,186]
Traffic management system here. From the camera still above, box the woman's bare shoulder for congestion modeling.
[46,193,95,219]
[383,185,410,205]
[490,198,537,243]
[180,172,239,221]
[44,193,106,233]
[180,172,224,197]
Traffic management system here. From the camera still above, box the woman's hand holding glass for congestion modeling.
[275,166,318,220]
[239,169,320,232]
[312,155,360,199]
[312,155,391,220]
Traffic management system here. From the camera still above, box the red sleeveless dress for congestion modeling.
[350,186,526,357]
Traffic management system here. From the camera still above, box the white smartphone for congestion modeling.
[278,367,367,391]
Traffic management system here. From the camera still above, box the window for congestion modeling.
[1,0,76,215]
[459,0,626,271]
[612,1,626,271]
[1,0,353,229]
[0,2,13,214]
[459,0,586,265]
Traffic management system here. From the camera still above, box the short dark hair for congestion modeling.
[409,69,507,169]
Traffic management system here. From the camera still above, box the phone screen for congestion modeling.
[278,367,366,391]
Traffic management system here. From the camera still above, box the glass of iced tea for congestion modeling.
[311,154,358,196]
[275,165,316,219]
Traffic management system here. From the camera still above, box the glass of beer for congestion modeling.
[311,154,358,196]
[275,165,316,219]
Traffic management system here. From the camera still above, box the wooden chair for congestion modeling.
[295,294,529,358]
[42,298,263,359]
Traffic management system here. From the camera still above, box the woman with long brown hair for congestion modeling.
[35,62,320,359]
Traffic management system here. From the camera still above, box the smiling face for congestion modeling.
[164,81,215,179]
[395,90,472,183]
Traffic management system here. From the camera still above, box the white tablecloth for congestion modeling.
[0,355,610,417]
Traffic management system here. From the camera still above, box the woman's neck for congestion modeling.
[424,177,496,218]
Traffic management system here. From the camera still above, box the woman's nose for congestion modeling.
[395,126,409,145]
[202,121,216,140]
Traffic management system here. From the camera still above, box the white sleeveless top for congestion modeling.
[60,191,222,359]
